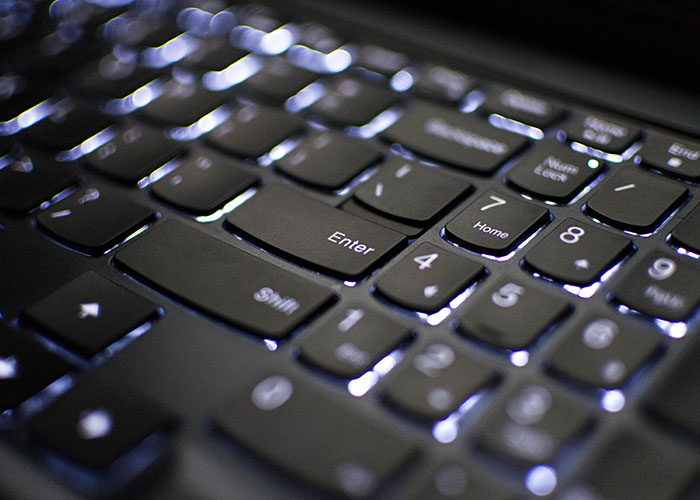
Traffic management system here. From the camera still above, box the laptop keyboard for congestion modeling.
[2,1,700,499]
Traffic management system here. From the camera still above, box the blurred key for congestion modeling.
[151,152,257,214]
[561,431,699,500]
[214,372,416,497]
[0,152,78,214]
[207,103,304,158]
[382,100,528,174]
[276,130,381,190]
[0,321,72,413]
[639,130,700,180]
[85,123,186,183]
[37,186,155,254]
[23,98,113,151]
[613,250,700,321]
[549,315,660,388]
[29,374,174,470]
[482,85,565,129]
[476,383,591,464]
[384,341,497,420]
[645,339,700,439]
[563,110,641,154]
[309,76,399,127]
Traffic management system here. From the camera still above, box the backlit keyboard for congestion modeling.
[1,1,700,499]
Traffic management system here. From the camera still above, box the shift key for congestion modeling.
[114,220,334,339]
[225,185,406,280]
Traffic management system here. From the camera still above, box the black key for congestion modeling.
[563,110,641,154]
[585,168,687,233]
[225,185,406,280]
[276,130,382,190]
[670,203,700,253]
[182,37,248,72]
[476,383,590,464]
[28,374,174,470]
[384,341,497,420]
[613,250,700,321]
[0,135,15,157]
[0,81,51,124]
[382,100,528,173]
[524,218,632,286]
[562,431,699,500]
[645,339,700,439]
[115,220,334,339]
[24,272,157,357]
[237,56,317,103]
[482,85,565,129]
[0,152,78,214]
[71,55,164,100]
[85,123,186,183]
[407,64,476,103]
[639,130,700,180]
[548,315,660,388]
[444,191,549,256]
[506,140,604,203]
[374,243,484,313]
[341,199,425,237]
[214,372,416,498]
[151,153,257,214]
[139,80,230,127]
[137,23,183,50]
[298,306,411,378]
[0,321,72,413]
[409,463,514,500]
[206,103,304,158]
[457,278,570,349]
[354,157,471,224]
[23,99,113,151]
[309,76,399,127]
[9,31,97,83]
[356,45,409,77]
[37,186,155,254]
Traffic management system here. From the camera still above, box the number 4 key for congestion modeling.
[374,243,484,313]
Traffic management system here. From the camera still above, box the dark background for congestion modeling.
[368,0,700,94]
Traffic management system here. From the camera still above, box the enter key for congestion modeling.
[225,184,406,281]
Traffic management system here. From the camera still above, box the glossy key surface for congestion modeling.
[115,220,335,339]
[214,372,416,498]
[382,100,528,173]
[225,184,406,280]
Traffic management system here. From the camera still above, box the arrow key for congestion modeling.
[23,272,158,357]
[524,218,632,286]
[374,243,484,313]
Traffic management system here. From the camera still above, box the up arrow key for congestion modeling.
[574,259,590,270]
[78,302,100,319]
